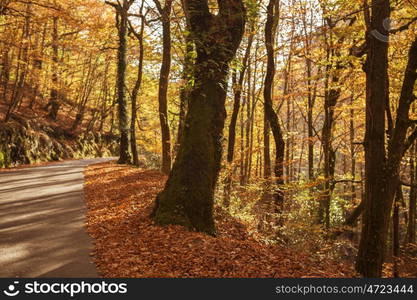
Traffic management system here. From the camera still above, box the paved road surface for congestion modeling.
[0,158,115,278]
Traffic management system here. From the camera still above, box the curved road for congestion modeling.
[0,158,115,278]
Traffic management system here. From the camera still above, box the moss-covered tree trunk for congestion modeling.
[152,0,245,235]
[175,10,193,155]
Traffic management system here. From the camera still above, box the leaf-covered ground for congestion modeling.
[84,162,358,278]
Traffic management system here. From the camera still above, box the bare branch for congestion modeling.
[105,0,119,9]
[334,179,363,184]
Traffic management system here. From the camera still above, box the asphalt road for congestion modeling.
[0,158,115,278]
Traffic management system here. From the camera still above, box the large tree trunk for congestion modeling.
[152,0,245,235]
[356,0,391,277]
[356,0,417,274]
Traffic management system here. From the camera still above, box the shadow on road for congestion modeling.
[0,158,115,277]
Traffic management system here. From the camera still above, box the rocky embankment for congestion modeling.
[0,115,118,168]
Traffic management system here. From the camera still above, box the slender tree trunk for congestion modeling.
[239,88,245,186]
[129,3,145,166]
[263,0,285,210]
[48,10,60,120]
[392,185,401,277]
[29,22,47,109]
[243,59,252,184]
[285,66,291,183]
[224,32,254,205]
[299,2,315,184]
[284,17,296,184]
[1,45,10,103]
[224,71,238,205]
[407,143,417,243]
[306,59,314,182]
[319,52,341,228]
[154,0,173,174]
[247,66,257,184]
[4,2,31,122]
[72,54,97,131]
[263,111,271,179]
[350,95,356,202]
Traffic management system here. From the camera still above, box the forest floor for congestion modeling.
[84,162,359,278]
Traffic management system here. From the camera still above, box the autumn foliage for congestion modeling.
[84,162,356,277]
[1,0,417,278]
